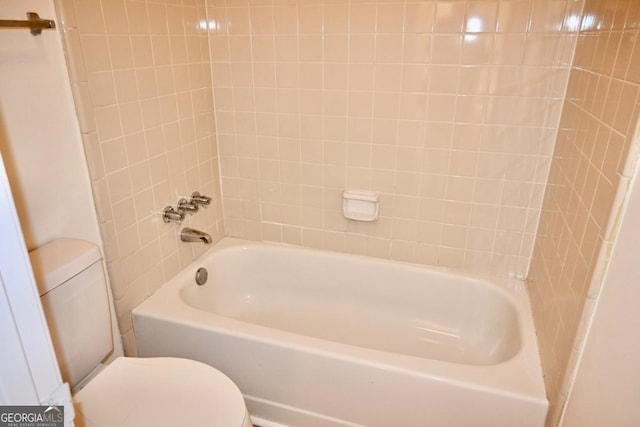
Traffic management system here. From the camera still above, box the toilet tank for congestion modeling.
[29,238,113,388]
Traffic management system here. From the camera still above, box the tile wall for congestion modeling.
[208,0,580,278]
[54,3,640,418]
[55,0,224,353]
[527,0,640,423]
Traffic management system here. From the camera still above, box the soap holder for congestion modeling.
[343,190,380,222]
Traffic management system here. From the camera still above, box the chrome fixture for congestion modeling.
[162,206,185,224]
[195,267,208,286]
[190,191,211,206]
[180,227,212,244]
[161,191,211,225]
[178,198,198,214]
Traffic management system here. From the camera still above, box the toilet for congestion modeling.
[29,238,252,427]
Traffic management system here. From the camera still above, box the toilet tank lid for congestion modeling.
[29,238,102,296]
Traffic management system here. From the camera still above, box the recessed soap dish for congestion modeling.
[343,190,380,222]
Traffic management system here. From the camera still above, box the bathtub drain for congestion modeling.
[195,267,208,285]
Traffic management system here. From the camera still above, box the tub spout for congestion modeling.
[180,227,212,244]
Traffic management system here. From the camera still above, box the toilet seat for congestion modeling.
[74,357,252,427]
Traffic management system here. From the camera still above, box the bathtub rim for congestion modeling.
[133,237,548,408]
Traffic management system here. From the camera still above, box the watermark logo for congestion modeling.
[0,405,64,427]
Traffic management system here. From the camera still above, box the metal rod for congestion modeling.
[0,12,56,36]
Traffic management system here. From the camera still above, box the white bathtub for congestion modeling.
[133,238,548,427]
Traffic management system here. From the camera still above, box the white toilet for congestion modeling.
[29,238,252,427]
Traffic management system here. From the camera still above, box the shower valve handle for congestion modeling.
[178,198,199,214]
[162,206,185,224]
[190,191,211,206]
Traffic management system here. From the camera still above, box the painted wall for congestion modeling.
[208,0,581,278]
[0,0,101,249]
[0,0,124,376]
[527,0,640,423]
[55,0,224,353]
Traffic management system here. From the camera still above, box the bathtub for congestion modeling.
[133,238,548,427]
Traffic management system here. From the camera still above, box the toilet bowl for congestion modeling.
[74,357,252,427]
[29,238,252,427]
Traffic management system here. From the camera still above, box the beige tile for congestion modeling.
[376,3,406,34]
[75,1,106,34]
[299,4,322,34]
[324,34,348,62]
[349,35,376,63]
[376,34,404,64]
[529,0,567,32]
[461,34,494,65]
[274,5,298,34]
[496,1,532,33]
[465,2,498,33]
[432,35,463,64]
[118,101,144,135]
[350,4,376,34]
[299,35,322,62]
[81,35,112,72]
[94,105,123,141]
[404,2,435,34]
[434,2,466,33]
[126,1,150,35]
[103,0,129,34]
[323,3,349,34]
[148,3,169,35]
[373,65,402,93]
[64,0,640,372]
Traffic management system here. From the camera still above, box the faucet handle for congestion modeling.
[162,206,185,224]
[190,191,211,206]
[178,198,199,214]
